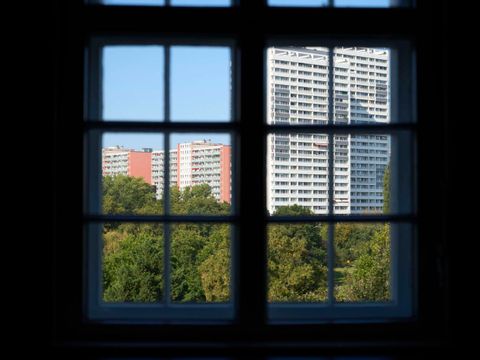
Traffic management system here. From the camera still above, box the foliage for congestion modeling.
[103,175,159,215]
[334,223,383,268]
[268,205,327,302]
[336,224,391,302]
[383,163,391,214]
[102,176,230,303]
[101,176,391,305]
[103,227,163,303]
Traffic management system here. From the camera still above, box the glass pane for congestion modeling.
[171,223,231,303]
[268,0,406,6]
[169,133,233,214]
[269,0,328,6]
[103,46,164,121]
[335,0,395,7]
[171,47,231,121]
[102,0,165,5]
[267,133,331,215]
[267,46,393,125]
[334,222,391,302]
[267,131,414,216]
[101,133,164,214]
[102,222,164,303]
[344,133,391,215]
[268,222,328,302]
[172,0,231,6]
[101,0,232,5]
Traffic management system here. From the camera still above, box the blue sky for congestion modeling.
[101,0,390,149]
[103,133,231,150]
[103,46,231,149]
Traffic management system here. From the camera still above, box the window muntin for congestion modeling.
[265,43,416,320]
[100,0,232,6]
[85,38,237,321]
[84,16,418,321]
[268,0,412,7]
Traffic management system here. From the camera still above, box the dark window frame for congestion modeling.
[52,0,450,355]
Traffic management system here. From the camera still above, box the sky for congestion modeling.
[103,46,231,149]
[101,0,391,150]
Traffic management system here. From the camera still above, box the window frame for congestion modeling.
[52,0,450,352]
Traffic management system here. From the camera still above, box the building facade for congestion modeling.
[174,140,231,204]
[267,47,391,215]
[102,141,232,204]
[102,146,153,185]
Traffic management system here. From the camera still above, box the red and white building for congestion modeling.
[102,140,232,204]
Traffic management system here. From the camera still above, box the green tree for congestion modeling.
[336,224,391,302]
[103,226,164,303]
[169,184,230,302]
[170,184,229,215]
[383,163,390,214]
[334,223,382,268]
[103,175,159,214]
[268,205,327,302]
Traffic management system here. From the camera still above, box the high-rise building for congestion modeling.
[102,140,232,204]
[267,47,391,215]
[102,146,153,184]
[174,140,231,204]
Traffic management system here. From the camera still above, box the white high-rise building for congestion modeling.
[267,47,391,215]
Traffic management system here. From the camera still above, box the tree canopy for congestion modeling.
[101,175,391,304]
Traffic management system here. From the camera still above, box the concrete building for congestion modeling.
[102,140,232,204]
[102,146,153,184]
[174,140,231,204]
[267,47,391,215]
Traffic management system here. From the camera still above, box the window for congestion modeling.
[53,0,449,354]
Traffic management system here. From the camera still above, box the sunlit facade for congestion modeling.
[267,47,391,215]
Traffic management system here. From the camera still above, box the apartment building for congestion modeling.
[267,47,391,215]
[174,140,231,204]
[102,140,232,204]
[102,146,153,184]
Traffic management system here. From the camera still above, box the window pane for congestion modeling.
[169,133,233,214]
[101,0,232,5]
[269,0,327,6]
[102,222,164,303]
[171,47,231,121]
[267,46,393,126]
[268,222,328,302]
[171,223,231,303]
[102,0,165,5]
[267,132,331,215]
[334,222,391,303]
[172,0,231,6]
[101,133,164,214]
[268,0,406,6]
[267,131,414,216]
[344,133,391,215]
[103,46,164,121]
[335,0,395,7]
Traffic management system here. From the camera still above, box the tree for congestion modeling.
[103,228,164,303]
[169,184,231,302]
[334,223,383,268]
[103,175,159,215]
[268,205,328,302]
[336,224,391,302]
[170,184,229,215]
[383,162,390,214]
